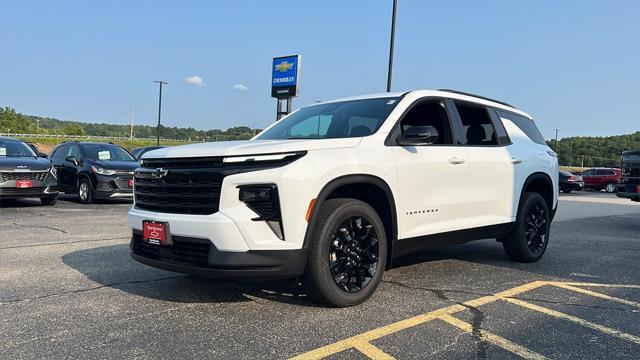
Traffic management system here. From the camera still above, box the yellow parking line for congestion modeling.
[438,314,550,360]
[500,297,640,345]
[558,282,640,289]
[550,282,640,309]
[290,281,546,359]
[353,341,395,360]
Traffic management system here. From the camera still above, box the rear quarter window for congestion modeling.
[496,109,547,145]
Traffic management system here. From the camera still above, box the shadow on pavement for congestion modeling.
[61,243,322,307]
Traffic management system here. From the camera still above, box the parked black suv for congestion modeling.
[0,137,58,205]
[50,142,139,203]
[617,149,640,202]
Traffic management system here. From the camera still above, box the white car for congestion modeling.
[129,89,558,307]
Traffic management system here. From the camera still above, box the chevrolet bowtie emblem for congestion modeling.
[151,168,169,178]
[275,61,293,72]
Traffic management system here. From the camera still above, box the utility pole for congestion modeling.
[130,109,135,140]
[36,119,40,135]
[154,80,168,145]
[386,0,398,92]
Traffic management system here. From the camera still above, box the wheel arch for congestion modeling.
[520,172,554,216]
[303,174,398,269]
[77,172,94,191]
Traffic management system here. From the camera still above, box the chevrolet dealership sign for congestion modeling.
[271,55,300,98]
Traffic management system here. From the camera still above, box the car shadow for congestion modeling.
[0,198,45,208]
[57,193,132,205]
[61,244,322,307]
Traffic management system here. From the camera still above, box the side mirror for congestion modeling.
[39,152,48,159]
[65,155,79,166]
[398,125,439,145]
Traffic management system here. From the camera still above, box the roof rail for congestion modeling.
[438,89,516,109]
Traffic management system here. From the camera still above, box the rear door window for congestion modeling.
[452,101,498,146]
[496,109,547,145]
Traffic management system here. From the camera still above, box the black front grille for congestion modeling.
[135,157,225,215]
[131,233,210,267]
[0,171,51,182]
[0,187,46,194]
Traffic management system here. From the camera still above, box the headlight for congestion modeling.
[50,166,57,179]
[91,166,116,175]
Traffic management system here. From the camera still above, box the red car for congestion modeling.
[581,168,621,193]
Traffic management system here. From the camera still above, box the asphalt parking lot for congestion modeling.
[1,192,639,359]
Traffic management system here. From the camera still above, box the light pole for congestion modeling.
[154,80,168,145]
[386,0,398,92]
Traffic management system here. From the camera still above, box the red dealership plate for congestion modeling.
[142,220,169,246]
[16,180,33,188]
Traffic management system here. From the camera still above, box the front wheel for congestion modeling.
[502,192,550,263]
[303,198,387,307]
[78,178,94,204]
[561,188,572,194]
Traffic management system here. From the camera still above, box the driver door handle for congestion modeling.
[511,158,523,165]
[448,157,466,165]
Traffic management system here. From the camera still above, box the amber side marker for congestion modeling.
[305,198,317,222]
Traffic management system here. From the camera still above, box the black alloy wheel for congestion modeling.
[328,216,379,293]
[525,204,546,253]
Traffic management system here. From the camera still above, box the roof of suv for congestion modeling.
[311,90,533,119]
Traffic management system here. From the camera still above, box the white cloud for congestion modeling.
[233,84,249,91]
[185,75,205,86]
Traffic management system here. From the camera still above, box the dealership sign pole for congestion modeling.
[272,55,300,121]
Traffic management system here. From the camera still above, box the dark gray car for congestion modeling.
[0,137,58,205]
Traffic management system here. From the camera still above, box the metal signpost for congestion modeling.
[271,55,300,120]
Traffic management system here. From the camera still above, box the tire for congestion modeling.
[303,198,387,307]
[561,188,572,194]
[604,183,617,193]
[78,178,94,204]
[502,192,550,263]
[40,197,57,206]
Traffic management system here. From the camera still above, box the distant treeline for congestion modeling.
[0,107,260,142]
[547,132,640,168]
[2,106,638,167]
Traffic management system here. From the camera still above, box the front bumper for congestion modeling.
[130,230,307,279]
[93,173,133,199]
[0,183,58,199]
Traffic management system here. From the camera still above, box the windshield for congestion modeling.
[256,97,400,140]
[82,145,136,162]
[0,140,38,158]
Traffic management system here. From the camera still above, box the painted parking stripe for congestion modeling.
[290,281,640,359]
[438,314,549,360]
[549,282,640,308]
[500,297,640,345]
[290,281,546,359]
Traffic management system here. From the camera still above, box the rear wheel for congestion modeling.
[78,178,94,204]
[303,198,387,307]
[604,183,617,193]
[561,188,572,193]
[502,192,550,262]
[40,197,57,206]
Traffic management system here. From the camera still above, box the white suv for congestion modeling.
[129,89,558,307]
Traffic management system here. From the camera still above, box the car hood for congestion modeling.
[89,160,140,171]
[141,139,362,159]
[0,157,51,172]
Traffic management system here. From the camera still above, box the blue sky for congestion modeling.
[1,0,638,139]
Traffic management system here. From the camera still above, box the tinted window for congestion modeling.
[52,145,68,159]
[496,109,546,145]
[454,101,498,145]
[488,108,511,145]
[396,99,454,145]
[257,97,400,140]
[67,145,82,159]
[81,144,135,161]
